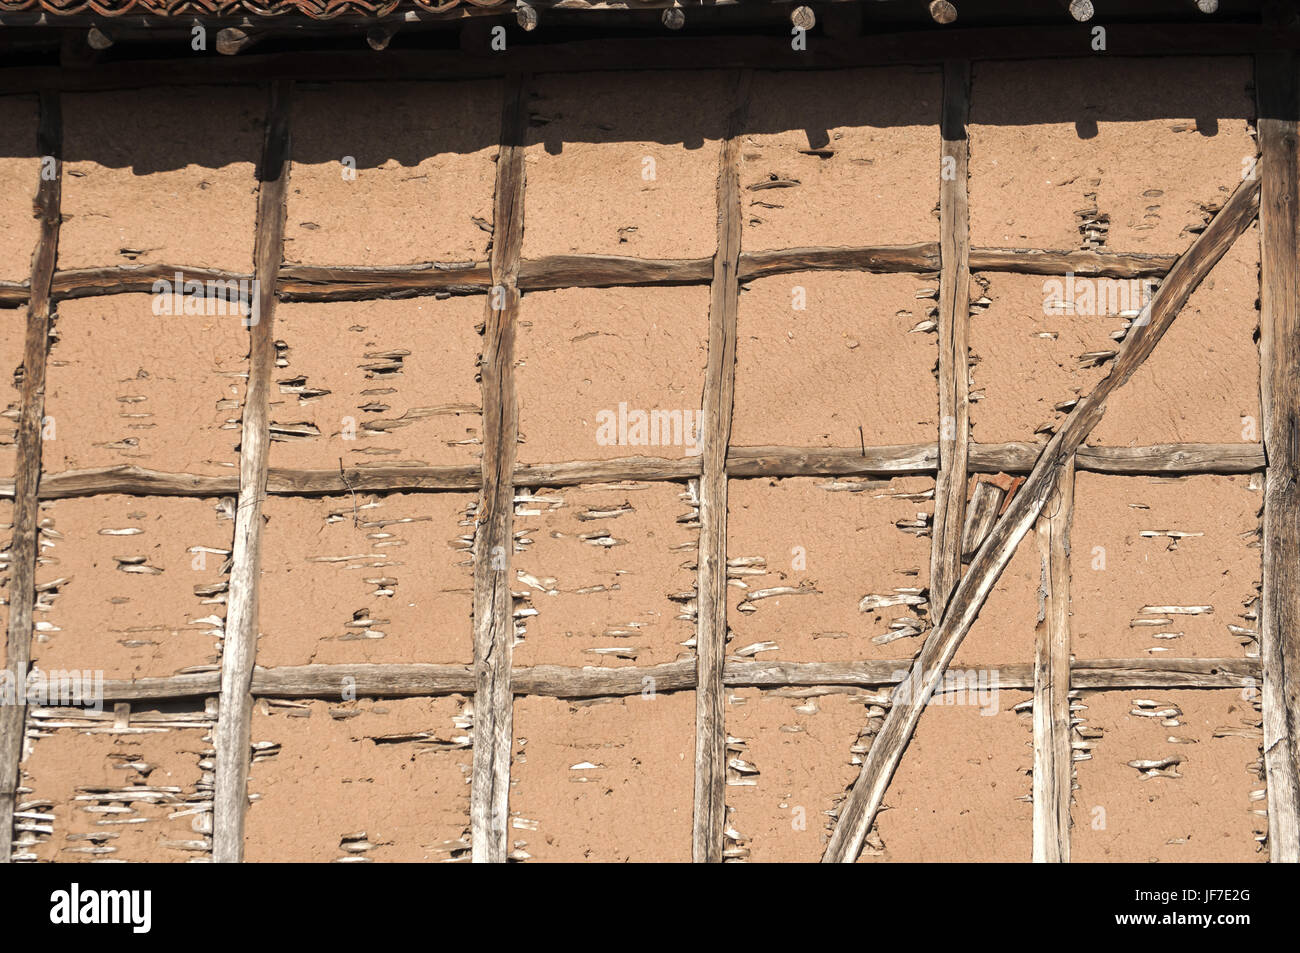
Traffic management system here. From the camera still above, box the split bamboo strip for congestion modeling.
[1032,457,1074,863]
[469,74,527,864]
[0,92,60,865]
[693,69,751,864]
[211,79,291,865]
[1255,50,1300,863]
[930,60,972,618]
[822,171,1262,863]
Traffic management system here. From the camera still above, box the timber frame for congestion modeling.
[2,24,1299,864]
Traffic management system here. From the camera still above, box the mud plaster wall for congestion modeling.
[17,719,214,863]
[34,495,234,680]
[0,94,41,283]
[726,476,932,662]
[0,57,1278,862]
[286,81,501,267]
[1071,691,1264,862]
[510,692,694,862]
[258,492,476,667]
[271,298,482,469]
[46,295,246,475]
[245,697,472,862]
[1,313,21,480]
[513,481,697,667]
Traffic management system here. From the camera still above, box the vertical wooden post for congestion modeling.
[692,69,751,863]
[1032,457,1073,862]
[212,79,291,863]
[931,60,972,620]
[1255,51,1300,863]
[470,74,527,864]
[0,92,61,864]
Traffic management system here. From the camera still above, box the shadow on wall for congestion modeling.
[0,56,1260,168]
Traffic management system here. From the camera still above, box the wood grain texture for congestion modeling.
[470,74,527,864]
[39,657,1262,705]
[1032,457,1073,863]
[0,442,1266,503]
[1,244,1182,308]
[694,69,751,864]
[822,172,1262,863]
[931,60,972,619]
[0,91,60,865]
[1256,50,1300,864]
[212,79,291,865]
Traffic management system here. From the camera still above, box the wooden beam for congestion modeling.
[0,442,1268,503]
[1255,50,1300,864]
[1032,456,1074,863]
[24,657,1263,706]
[211,80,291,865]
[470,74,527,864]
[0,91,60,865]
[0,244,1180,310]
[693,69,751,864]
[7,24,1300,95]
[822,172,1261,863]
[931,60,972,619]
[960,479,1004,561]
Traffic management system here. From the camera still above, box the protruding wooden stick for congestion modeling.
[929,1,957,24]
[1066,0,1095,21]
[662,7,685,29]
[517,2,539,31]
[86,26,113,50]
[216,27,259,56]
[365,26,396,51]
[791,5,816,30]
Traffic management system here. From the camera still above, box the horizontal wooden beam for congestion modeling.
[0,245,1190,309]
[3,23,1298,94]
[0,442,1265,502]
[29,657,1261,706]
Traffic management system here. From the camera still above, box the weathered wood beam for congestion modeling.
[694,69,751,865]
[931,60,972,619]
[0,92,60,866]
[929,1,957,25]
[1255,50,1300,864]
[1,442,1267,503]
[212,80,291,866]
[822,172,1262,863]
[470,74,527,865]
[7,245,1182,311]
[1032,457,1073,863]
[30,657,1263,706]
[968,247,1176,278]
[960,479,1005,561]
